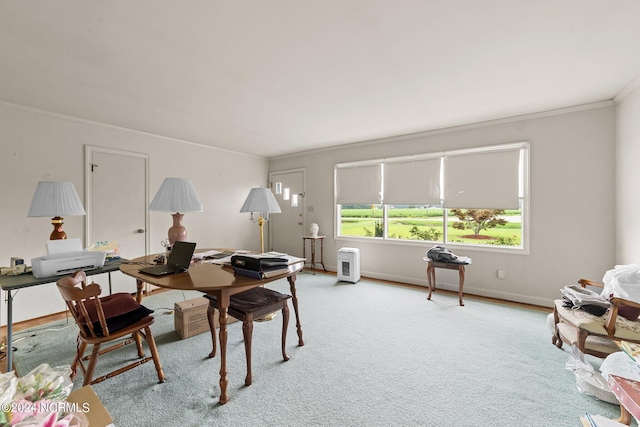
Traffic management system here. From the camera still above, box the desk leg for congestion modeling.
[458,266,465,306]
[288,274,304,346]
[5,290,13,373]
[217,299,230,405]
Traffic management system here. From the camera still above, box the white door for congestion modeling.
[85,146,149,293]
[269,170,305,257]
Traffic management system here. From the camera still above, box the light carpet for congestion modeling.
[12,272,623,426]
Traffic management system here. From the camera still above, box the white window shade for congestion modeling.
[444,149,520,209]
[383,158,441,205]
[335,164,382,204]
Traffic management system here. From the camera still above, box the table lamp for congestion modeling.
[27,181,87,240]
[149,177,203,245]
[240,187,281,254]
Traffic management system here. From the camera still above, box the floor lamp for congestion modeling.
[239,187,281,254]
[240,187,281,321]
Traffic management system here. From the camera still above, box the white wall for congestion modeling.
[0,102,269,324]
[616,86,640,263]
[270,105,617,307]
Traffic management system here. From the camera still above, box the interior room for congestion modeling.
[1,1,640,425]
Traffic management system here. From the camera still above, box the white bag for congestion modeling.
[602,264,640,302]
[565,345,618,404]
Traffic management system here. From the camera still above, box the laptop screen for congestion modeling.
[167,241,197,270]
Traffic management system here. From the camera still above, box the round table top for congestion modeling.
[120,249,304,293]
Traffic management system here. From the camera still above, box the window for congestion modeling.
[335,142,528,250]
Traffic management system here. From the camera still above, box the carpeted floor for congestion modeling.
[12,273,625,426]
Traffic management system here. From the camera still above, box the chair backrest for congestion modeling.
[56,270,110,338]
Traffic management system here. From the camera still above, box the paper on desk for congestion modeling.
[192,250,221,259]
[195,250,251,265]
[47,238,83,254]
[262,252,306,264]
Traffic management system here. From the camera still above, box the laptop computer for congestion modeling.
[139,241,197,276]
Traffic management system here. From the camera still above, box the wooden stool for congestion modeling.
[205,287,291,386]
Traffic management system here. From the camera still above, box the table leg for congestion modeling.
[426,264,434,301]
[310,240,316,275]
[458,266,465,306]
[617,405,632,425]
[319,239,327,272]
[217,298,230,404]
[135,279,144,304]
[287,274,304,346]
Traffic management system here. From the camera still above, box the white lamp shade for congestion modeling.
[240,188,281,215]
[27,181,86,217]
[149,178,203,213]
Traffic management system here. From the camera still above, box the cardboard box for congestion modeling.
[174,297,237,339]
[66,385,114,427]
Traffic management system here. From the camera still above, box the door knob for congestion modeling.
[136,229,145,234]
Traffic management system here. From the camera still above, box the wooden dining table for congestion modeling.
[120,250,305,404]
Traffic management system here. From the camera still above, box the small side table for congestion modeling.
[302,236,327,274]
[423,257,468,306]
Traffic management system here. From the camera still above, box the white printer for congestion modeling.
[31,239,106,278]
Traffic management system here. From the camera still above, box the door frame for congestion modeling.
[84,145,150,256]
[269,168,306,252]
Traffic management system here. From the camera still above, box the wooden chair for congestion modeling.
[552,278,640,358]
[205,287,291,386]
[56,270,165,385]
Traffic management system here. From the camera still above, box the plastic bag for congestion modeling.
[0,364,88,427]
[565,345,618,404]
[602,264,640,302]
[0,371,17,406]
[14,363,74,402]
[600,351,640,383]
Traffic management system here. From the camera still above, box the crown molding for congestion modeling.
[614,75,640,104]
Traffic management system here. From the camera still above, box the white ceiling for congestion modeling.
[1,1,640,158]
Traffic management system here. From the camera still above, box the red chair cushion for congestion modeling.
[618,305,640,321]
[77,293,154,336]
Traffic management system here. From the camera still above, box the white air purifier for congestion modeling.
[337,247,360,283]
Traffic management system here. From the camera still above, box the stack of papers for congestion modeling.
[193,250,305,266]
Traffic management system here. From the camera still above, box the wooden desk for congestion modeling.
[302,236,326,274]
[120,253,305,404]
[0,258,126,372]
[423,257,467,306]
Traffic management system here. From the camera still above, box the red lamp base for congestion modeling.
[50,216,67,240]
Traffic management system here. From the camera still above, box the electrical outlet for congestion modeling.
[497,269,506,279]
